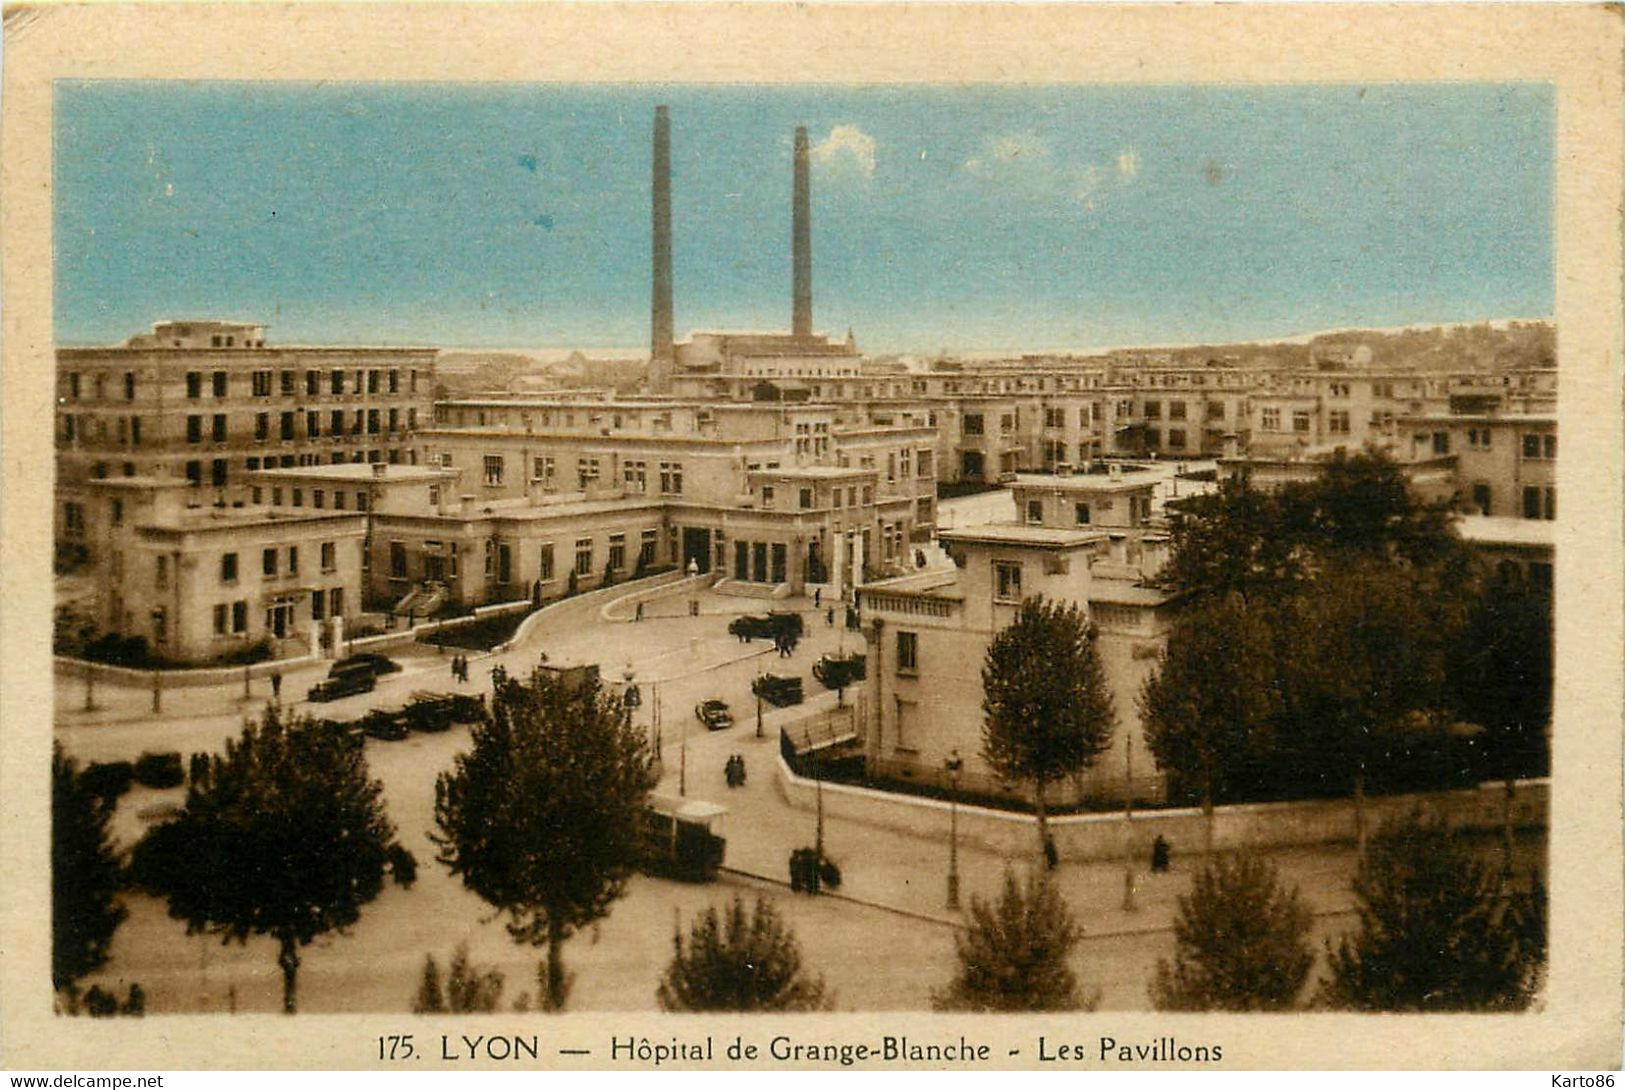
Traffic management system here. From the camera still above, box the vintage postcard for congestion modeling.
[2,3,1621,1074]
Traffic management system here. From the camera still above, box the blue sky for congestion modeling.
[54,82,1553,352]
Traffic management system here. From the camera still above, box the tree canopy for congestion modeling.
[52,745,128,996]
[1320,815,1546,1011]
[1140,592,1281,843]
[934,868,1094,1012]
[981,596,1115,863]
[1161,448,1468,602]
[1151,853,1313,1011]
[656,896,831,1012]
[433,665,652,1011]
[130,706,396,1013]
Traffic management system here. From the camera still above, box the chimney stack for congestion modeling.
[650,106,675,391]
[792,126,812,338]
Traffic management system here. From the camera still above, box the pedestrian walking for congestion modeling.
[814,588,822,608]
[635,601,644,622]
[1151,835,1171,873]
[826,607,835,626]
[270,670,282,701]
[450,655,460,682]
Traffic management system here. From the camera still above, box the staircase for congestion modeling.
[394,581,448,619]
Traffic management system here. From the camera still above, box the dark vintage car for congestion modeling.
[307,659,378,703]
[694,699,734,731]
[405,691,486,733]
[333,652,401,677]
[812,652,867,690]
[358,706,411,741]
[752,672,804,708]
[727,611,804,642]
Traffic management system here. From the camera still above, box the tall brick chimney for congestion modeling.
[650,105,674,392]
[792,126,812,338]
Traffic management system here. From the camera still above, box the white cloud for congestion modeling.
[965,130,1050,175]
[812,125,877,181]
[1116,147,1141,181]
[964,131,1143,210]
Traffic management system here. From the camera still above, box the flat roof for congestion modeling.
[1013,471,1155,493]
[1399,413,1556,425]
[135,508,365,534]
[752,466,875,480]
[394,494,663,524]
[939,524,1109,549]
[251,464,456,483]
[1089,582,1176,607]
[1456,515,1556,548]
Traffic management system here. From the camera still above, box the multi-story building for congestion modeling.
[418,397,935,599]
[1397,410,1556,521]
[858,465,1176,805]
[56,320,435,560]
[78,475,367,662]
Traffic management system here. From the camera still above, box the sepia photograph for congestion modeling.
[3,2,1621,1074]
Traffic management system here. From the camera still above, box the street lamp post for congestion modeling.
[812,757,825,895]
[945,749,963,910]
[1123,734,1137,912]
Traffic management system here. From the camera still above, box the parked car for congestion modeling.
[307,659,377,702]
[752,673,804,708]
[812,652,867,690]
[694,699,734,731]
[405,690,486,732]
[727,611,804,642]
[358,706,411,741]
[333,652,401,677]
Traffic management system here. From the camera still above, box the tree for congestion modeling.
[1151,854,1313,1011]
[1285,448,1467,574]
[1160,475,1305,602]
[934,868,1095,1012]
[1140,593,1281,850]
[1449,569,1553,870]
[1275,559,1461,854]
[130,707,396,1014]
[656,896,831,1012]
[52,745,128,996]
[433,665,652,1012]
[981,597,1115,865]
[412,942,505,1013]
[1319,815,1545,1011]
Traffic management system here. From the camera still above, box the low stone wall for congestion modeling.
[599,572,710,623]
[54,653,319,689]
[503,569,687,651]
[775,753,1548,861]
[346,599,535,655]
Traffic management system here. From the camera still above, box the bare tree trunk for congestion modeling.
[277,934,300,1015]
[1202,780,1215,856]
[1353,766,1367,859]
[544,918,567,1012]
[1502,775,1516,879]
[1034,781,1055,869]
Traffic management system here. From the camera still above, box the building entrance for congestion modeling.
[681,527,712,573]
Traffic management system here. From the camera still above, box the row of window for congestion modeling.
[252,484,371,511]
[187,367,418,399]
[219,542,340,584]
[186,406,417,444]
[61,367,423,402]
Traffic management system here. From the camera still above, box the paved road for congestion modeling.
[55,579,1544,1013]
